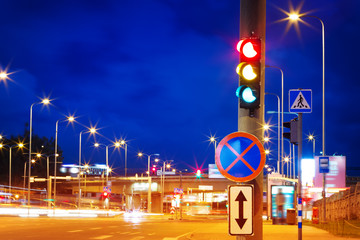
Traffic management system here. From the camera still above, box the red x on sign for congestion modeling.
[215,132,265,182]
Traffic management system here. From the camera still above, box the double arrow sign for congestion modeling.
[229,185,253,235]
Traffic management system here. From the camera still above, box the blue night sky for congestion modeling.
[0,0,359,175]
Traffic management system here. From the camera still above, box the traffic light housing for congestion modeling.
[236,38,261,114]
[283,118,298,144]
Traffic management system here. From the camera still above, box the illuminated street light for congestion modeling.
[307,134,316,158]
[0,142,24,203]
[265,149,270,155]
[137,152,160,213]
[54,114,77,205]
[94,141,121,183]
[209,135,218,163]
[78,126,97,210]
[28,98,53,208]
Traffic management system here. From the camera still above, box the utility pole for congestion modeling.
[238,0,266,239]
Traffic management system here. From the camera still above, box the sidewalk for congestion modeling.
[187,221,358,240]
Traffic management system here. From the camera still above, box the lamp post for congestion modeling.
[35,153,56,209]
[94,141,122,183]
[138,152,159,213]
[209,136,217,163]
[308,134,316,158]
[54,116,75,206]
[265,92,281,173]
[156,159,172,213]
[78,127,96,210]
[288,12,326,222]
[0,142,24,203]
[119,140,128,177]
[265,66,284,173]
[23,159,36,197]
[28,98,51,207]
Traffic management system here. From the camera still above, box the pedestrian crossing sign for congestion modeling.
[289,89,312,113]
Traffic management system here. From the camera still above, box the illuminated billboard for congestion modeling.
[314,156,346,188]
[271,185,295,218]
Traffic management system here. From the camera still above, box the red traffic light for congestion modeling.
[236,38,261,62]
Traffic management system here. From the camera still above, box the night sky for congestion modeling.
[0,0,359,176]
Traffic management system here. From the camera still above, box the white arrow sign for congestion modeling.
[228,185,253,235]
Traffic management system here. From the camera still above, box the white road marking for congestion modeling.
[130,237,144,240]
[90,235,113,240]
[67,230,83,233]
[89,227,102,230]
[118,231,130,234]
[163,231,194,240]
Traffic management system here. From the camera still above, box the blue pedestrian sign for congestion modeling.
[319,156,330,173]
[289,89,312,113]
[215,132,266,182]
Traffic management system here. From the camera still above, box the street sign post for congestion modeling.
[229,185,253,235]
[289,89,312,113]
[215,132,266,182]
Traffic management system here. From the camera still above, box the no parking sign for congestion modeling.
[215,132,265,182]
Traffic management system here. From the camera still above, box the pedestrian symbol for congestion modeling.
[291,92,310,109]
[289,89,312,113]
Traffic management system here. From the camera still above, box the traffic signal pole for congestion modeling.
[238,0,266,239]
[297,113,303,240]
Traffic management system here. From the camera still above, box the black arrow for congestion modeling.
[235,190,247,229]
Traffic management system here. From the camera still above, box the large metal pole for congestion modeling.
[28,103,35,207]
[124,144,128,177]
[78,131,83,210]
[305,15,326,222]
[297,113,303,240]
[54,120,59,205]
[147,155,151,213]
[239,0,265,239]
[106,145,109,183]
[47,156,50,208]
[8,147,12,192]
[265,92,280,173]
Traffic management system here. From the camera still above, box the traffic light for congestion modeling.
[283,118,298,144]
[152,166,157,175]
[102,190,111,199]
[236,38,261,115]
[196,169,202,179]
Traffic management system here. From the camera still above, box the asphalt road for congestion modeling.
[0,215,218,240]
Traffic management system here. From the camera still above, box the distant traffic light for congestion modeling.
[196,169,202,178]
[102,190,110,199]
[236,38,261,115]
[283,118,298,144]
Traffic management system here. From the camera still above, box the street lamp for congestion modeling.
[23,159,36,197]
[286,11,327,222]
[137,152,160,213]
[0,142,24,203]
[54,115,75,206]
[209,136,217,163]
[28,98,51,207]
[265,66,284,174]
[307,134,316,158]
[118,139,128,177]
[265,92,281,174]
[94,141,122,183]
[78,127,97,210]
[35,153,57,208]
